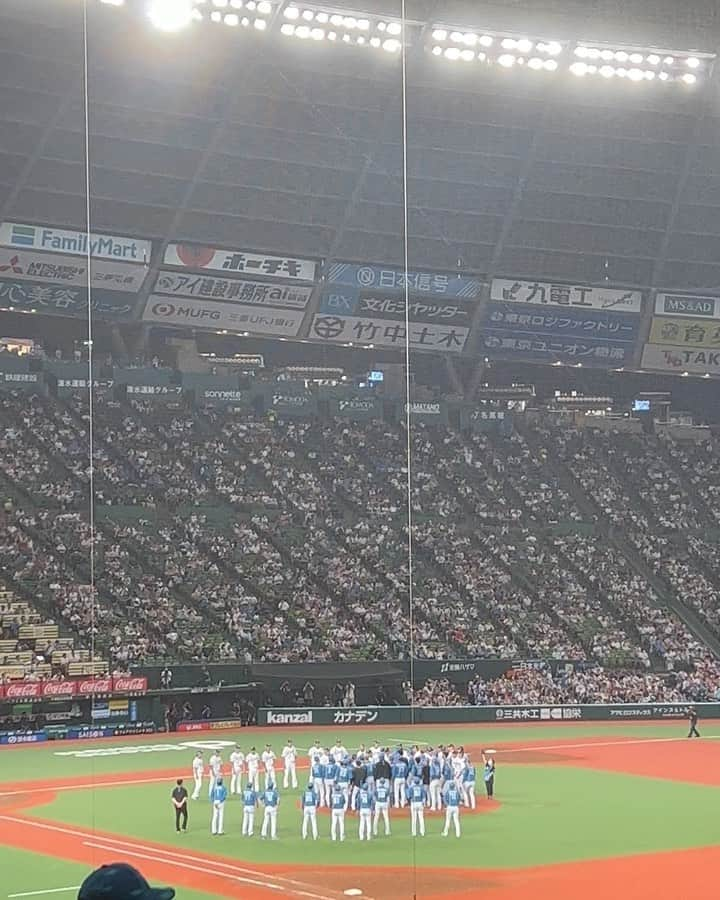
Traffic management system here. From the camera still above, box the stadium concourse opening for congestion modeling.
[1,0,720,898]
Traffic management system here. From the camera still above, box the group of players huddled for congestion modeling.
[189,738,496,840]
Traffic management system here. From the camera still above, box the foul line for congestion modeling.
[8,889,80,898]
[0,815,348,900]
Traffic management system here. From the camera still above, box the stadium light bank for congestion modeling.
[98,0,715,83]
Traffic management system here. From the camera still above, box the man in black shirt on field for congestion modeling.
[687,707,700,738]
[171,779,188,833]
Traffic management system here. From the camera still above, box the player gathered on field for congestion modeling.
[188,741,486,839]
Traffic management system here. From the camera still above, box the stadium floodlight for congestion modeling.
[463,33,477,46]
[646,53,660,65]
[658,71,669,80]
[254,17,266,28]
[501,38,516,49]
[544,59,558,70]
[479,34,493,47]
[498,53,515,67]
[224,12,239,24]
[229,0,243,7]
[302,9,314,20]
[212,0,228,7]
[432,28,447,40]
[599,64,614,77]
[628,67,644,80]
[570,61,588,75]
[386,21,402,36]
[382,38,401,52]
[664,55,674,64]
[100,0,125,6]
[687,56,700,68]
[444,47,461,60]
[357,19,369,30]
[629,52,643,63]
[516,38,533,53]
[257,0,271,10]
[147,0,194,31]
[450,30,464,42]
[460,49,475,61]
[315,11,328,22]
[327,31,336,39]
[614,50,629,61]
[280,22,294,34]
[528,57,543,69]
[310,26,323,38]
[284,5,299,18]
[682,72,697,84]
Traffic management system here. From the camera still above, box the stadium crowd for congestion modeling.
[0,389,719,704]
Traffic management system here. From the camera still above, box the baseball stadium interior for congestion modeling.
[1,0,720,898]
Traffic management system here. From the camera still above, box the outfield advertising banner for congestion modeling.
[270,390,317,417]
[326,262,482,299]
[480,329,634,366]
[0,371,42,392]
[164,243,318,283]
[404,401,449,424]
[154,271,313,309]
[320,286,475,326]
[0,676,148,701]
[655,293,720,319]
[649,317,720,348]
[484,303,638,343]
[330,396,382,420]
[490,279,643,313]
[0,248,148,293]
[641,343,720,376]
[0,222,151,263]
[310,314,469,353]
[258,702,710,726]
[142,295,305,337]
[0,278,139,319]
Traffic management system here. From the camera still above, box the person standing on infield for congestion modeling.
[330,781,347,841]
[688,706,701,738]
[171,779,188,833]
[442,780,462,838]
[407,776,428,837]
[191,751,204,801]
[210,776,228,836]
[482,753,496,799]
[373,776,392,836]
[301,780,320,840]
[260,780,280,840]
[282,739,298,789]
[241,782,258,837]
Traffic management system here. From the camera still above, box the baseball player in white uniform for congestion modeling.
[308,740,322,766]
[246,747,260,790]
[281,739,298,789]
[230,745,245,795]
[208,751,222,799]
[261,744,276,790]
[331,739,347,762]
[191,751,204,801]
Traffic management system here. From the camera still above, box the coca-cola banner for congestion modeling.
[76,677,113,696]
[41,680,77,699]
[0,676,148,701]
[2,682,41,700]
[111,676,148,695]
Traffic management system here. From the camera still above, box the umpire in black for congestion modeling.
[171,778,188,832]
[687,707,700,738]
[375,751,392,782]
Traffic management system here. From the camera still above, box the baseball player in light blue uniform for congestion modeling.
[301,781,320,840]
[462,760,477,810]
[311,757,325,807]
[210,777,228,836]
[429,754,443,811]
[373,776,392,836]
[407,777,428,837]
[330,782,347,841]
[337,757,352,810]
[392,755,409,808]
[241,782,258,837]
[442,780,462,838]
[260,781,280,840]
[323,759,339,808]
[355,783,374,841]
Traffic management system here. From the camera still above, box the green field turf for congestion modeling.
[1,720,718,891]
[0,846,217,900]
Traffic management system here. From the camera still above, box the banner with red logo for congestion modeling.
[41,681,77,699]
[0,676,148,701]
[111,676,148,695]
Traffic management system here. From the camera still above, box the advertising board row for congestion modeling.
[641,292,720,376]
[258,702,708,726]
[0,676,147,701]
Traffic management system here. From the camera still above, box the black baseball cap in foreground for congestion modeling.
[78,863,175,900]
